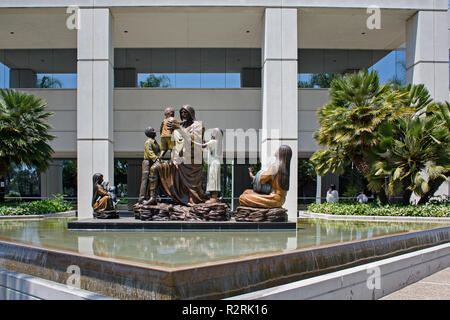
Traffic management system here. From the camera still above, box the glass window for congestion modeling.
[225,73,241,88]
[0,49,77,89]
[369,49,406,86]
[201,48,226,88]
[114,159,128,199]
[298,73,340,88]
[5,164,41,198]
[0,61,10,89]
[114,48,262,88]
[176,73,201,88]
[298,48,406,89]
[138,73,174,88]
[298,49,348,89]
[201,73,226,88]
[62,160,77,197]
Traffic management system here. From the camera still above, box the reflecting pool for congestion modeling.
[0,218,448,267]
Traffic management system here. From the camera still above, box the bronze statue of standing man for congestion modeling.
[138,127,160,204]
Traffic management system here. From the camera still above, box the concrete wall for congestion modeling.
[113,88,262,157]
[298,88,329,156]
[23,88,330,158]
[227,242,450,300]
[21,89,77,158]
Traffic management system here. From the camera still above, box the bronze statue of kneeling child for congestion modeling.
[92,173,119,219]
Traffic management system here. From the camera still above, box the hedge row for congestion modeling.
[307,202,450,218]
[0,195,73,216]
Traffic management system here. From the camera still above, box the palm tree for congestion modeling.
[370,116,450,205]
[0,89,55,202]
[414,101,450,204]
[311,70,407,175]
[310,70,426,204]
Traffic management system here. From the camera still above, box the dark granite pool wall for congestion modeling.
[0,226,449,300]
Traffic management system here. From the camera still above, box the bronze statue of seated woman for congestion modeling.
[92,173,119,219]
[236,145,292,222]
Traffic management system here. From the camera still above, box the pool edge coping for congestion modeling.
[299,211,450,223]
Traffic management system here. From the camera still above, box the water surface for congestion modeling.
[0,218,447,267]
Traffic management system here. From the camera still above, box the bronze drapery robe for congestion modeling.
[155,106,207,205]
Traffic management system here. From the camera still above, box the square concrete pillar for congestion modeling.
[406,10,449,199]
[406,10,449,102]
[261,8,298,221]
[77,8,114,220]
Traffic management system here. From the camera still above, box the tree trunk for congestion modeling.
[352,156,390,205]
[0,158,7,203]
[377,189,390,205]
[351,157,370,176]
[402,189,413,206]
[417,174,449,205]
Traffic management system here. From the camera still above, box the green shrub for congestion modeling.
[307,202,450,218]
[0,206,28,216]
[5,191,21,203]
[0,194,73,216]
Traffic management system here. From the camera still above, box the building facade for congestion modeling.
[0,1,448,220]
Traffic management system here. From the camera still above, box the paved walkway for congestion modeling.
[380,267,450,300]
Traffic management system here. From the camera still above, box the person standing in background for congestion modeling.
[356,190,368,203]
[326,184,339,203]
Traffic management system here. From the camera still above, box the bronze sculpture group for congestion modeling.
[92,105,292,222]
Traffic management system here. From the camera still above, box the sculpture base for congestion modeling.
[93,210,119,219]
[133,202,231,222]
[67,217,296,231]
[235,206,288,222]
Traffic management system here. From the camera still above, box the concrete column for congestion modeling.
[76,8,114,220]
[406,10,449,199]
[40,160,63,198]
[261,8,298,221]
[406,10,448,102]
[315,175,322,204]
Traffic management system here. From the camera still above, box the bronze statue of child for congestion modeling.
[138,127,160,204]
[159,107,179,159]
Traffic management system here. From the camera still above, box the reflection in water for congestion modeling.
[0,218,447,267]
[78,236,94,255]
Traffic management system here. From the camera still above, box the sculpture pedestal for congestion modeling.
[133,202,231,222]
[235,206,288,222]
[93,210,119,219]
